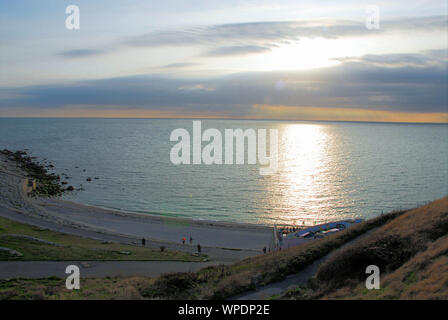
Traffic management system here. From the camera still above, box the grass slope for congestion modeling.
[0,207,403,300]
[0,216,205,262]
[138,208,404,299]
[0,277,153,300]
[284,197,448,300]
[3,198,446,300]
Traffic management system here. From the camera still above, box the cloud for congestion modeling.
[383,15,447,31]
[206,45,271,57]
[1,51,447,116]
[59,15,447,58]
[124,16,446,48]
[159,62,202,69]
[178,84,216,91]
[59,49,105,58]
[333,50,447,67]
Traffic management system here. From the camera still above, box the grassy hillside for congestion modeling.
[2,197,446,300]
[284,197,448,299]
[0,277,154,300]
[134,208,405,299]
[0,216,205,262]
[0,207,403,300]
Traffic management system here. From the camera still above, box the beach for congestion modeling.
[1,150,447,299]
[0,151,273,268]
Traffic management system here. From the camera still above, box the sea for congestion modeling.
[0,118,447,226]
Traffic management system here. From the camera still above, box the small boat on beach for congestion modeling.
[276,219,363,249]
[286,219,362,239]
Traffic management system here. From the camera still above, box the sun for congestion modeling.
[242,36,365,72]
[261,39,339,70]
[199,36,366,74]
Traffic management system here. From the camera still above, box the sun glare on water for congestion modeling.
[266,123,346,225]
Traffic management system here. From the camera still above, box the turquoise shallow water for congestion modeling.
[0,118,447,226]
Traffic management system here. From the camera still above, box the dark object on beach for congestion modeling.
[263,247,266,254]
[83,169,86,172]
[189,236,193,244]
[141,238,146,246]
[1,149,66,197]
[197,244,201,254]
[61,181,67,185]
[160,246,165,252]
[86,177,92,182]
[66,186,74,191]
[182,237,186,245]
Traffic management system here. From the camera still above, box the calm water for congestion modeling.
[0,118,447,226]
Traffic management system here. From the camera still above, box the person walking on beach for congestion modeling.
[189,236,193,244]
[182,237,186,245]
[141,238,146,247]
[263,247,266,254]
[197,244,201,254]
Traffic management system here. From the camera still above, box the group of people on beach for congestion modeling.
[279,226,300,234]
[182,236,201,253]
[181,236,193,245]
[140,236,202,254]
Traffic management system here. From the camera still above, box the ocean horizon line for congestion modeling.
[0,117,447,125]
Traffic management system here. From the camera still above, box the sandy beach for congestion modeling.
[0,152,273,267]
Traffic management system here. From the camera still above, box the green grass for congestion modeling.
[284,197,448,300]
[137,208,405,299]
[1,201,433,300]
[0,277,154,300]
[0,216,206,262]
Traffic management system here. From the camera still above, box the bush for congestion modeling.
[141,272,199,299]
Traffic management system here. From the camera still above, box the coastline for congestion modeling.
[32,197,273,250]
[0,151,273,260]
[51,197,273,231]
[2,149,447,299]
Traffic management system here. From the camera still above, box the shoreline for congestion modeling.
[2,148,447,299]
[54,197,272,231]
[0,150,273,257]
[31,196,273,250]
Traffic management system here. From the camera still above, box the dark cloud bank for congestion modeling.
[1,50,447,116]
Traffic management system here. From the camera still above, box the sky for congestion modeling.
[0,0,447,122]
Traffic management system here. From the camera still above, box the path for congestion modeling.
[0,260,219,279]
[232,228,377,300]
